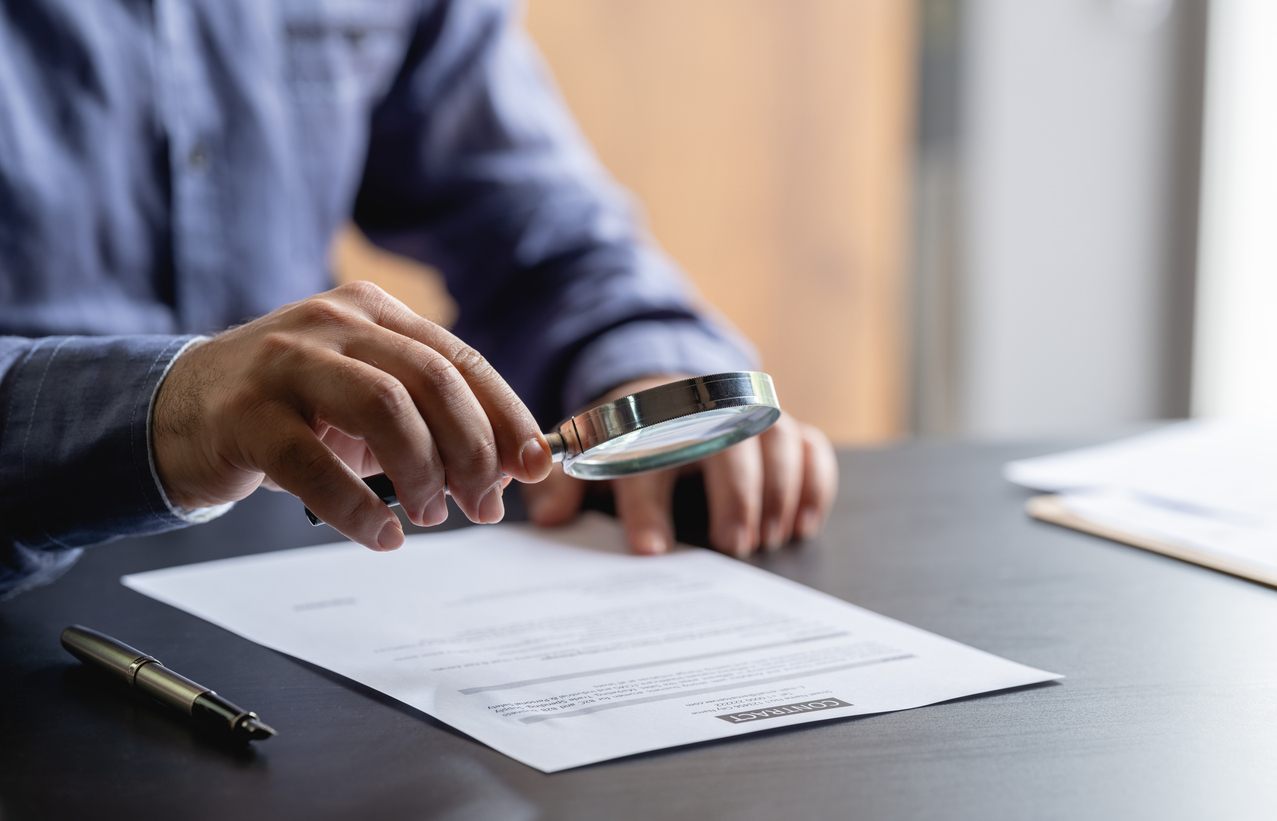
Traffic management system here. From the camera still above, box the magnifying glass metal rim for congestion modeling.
[305,371,780,525]
[547,371,780,477]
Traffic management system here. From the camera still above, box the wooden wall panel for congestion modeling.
[337,1,915,444]
[524,0,915,443]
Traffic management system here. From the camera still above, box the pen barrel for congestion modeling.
[60,624,276,742]
[134,662,210,713]
[60,625,157,685]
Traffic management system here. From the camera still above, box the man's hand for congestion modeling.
[522,376,838,557]
[153,282,553,551]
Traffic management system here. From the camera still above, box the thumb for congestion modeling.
[523,465,587,527]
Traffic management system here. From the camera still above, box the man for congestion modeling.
[0,0,837,599]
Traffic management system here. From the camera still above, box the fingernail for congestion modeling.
[763,518,784,552]
[634,530,668,555]
[478,481,505,524]
[521,438,552,480]
[423,490,448,527]
[731,525,753,559]
[377,519,403,551]
[796,508,821,540]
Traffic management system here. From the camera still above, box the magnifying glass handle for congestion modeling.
[303,432,570,527]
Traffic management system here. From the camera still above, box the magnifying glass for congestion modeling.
[305,371,780,526]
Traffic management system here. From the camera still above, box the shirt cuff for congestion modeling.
[0,335,212,554]
[145,337,236,525]
[561,318,759,415]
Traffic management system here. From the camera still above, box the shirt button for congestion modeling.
[188,143,208,169]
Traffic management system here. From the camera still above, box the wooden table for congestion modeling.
[3,440,1275,820]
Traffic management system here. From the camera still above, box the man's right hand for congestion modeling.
[152,281,553,551]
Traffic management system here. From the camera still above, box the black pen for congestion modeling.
[61,625,276,743]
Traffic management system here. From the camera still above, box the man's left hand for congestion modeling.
[521,377,839,557]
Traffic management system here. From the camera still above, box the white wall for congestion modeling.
[953,0,1186,438]
[1193,0,1277,421]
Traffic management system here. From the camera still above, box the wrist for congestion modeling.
[150,338,219,510]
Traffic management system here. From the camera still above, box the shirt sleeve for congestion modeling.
[352,0,758,426]
[0,334,223,599]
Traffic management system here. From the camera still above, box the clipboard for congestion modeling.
[1026,493,1277,589]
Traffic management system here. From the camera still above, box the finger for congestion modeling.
[317,427,451,526]
[701,441,764,558]
[320,427,383,477]
[250,407,403,551]
[523,465,587,527]
[337,331,498,524]
[795,424,839,540]
[612,469,679,555]
[330,282,551,485]
[758,416,804,551]
[281,346,449,528]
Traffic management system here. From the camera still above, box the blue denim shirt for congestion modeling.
[0,0,755,598]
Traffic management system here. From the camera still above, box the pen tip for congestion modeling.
[239,716,277,741]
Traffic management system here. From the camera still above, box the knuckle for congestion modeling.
[270,437,324,482]
[361,377,414,421]
[803,422,834,452]
[422,353,457,385]
[335,281,400,325]
[394,444,446,489]
[336,280,387,303]
[257,330,302,361]
[448,436,500,486]
[495,390,530,423]
[470,435,500,466]
[420,355,469,405]
[766,415,799,449]
[448,343,491,377]
[246,332,311,398]
[412,464,447,494]
[294,297,351,329]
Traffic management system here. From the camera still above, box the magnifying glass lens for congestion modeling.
[562,403,780,479]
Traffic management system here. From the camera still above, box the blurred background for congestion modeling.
[337,0,1276,446]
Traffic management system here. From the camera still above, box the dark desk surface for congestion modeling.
[3,439,1276,821]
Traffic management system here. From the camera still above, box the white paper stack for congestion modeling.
[1005,420,1277,585]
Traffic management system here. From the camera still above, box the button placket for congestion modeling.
[153,0,227,333]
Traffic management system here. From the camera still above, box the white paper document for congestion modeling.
[1006,420,1277,580]
[1052,488,1277,577]
[123,514,1060,772]
[1005,419,1277,525]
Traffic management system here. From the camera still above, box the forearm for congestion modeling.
[0,335,212,598]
